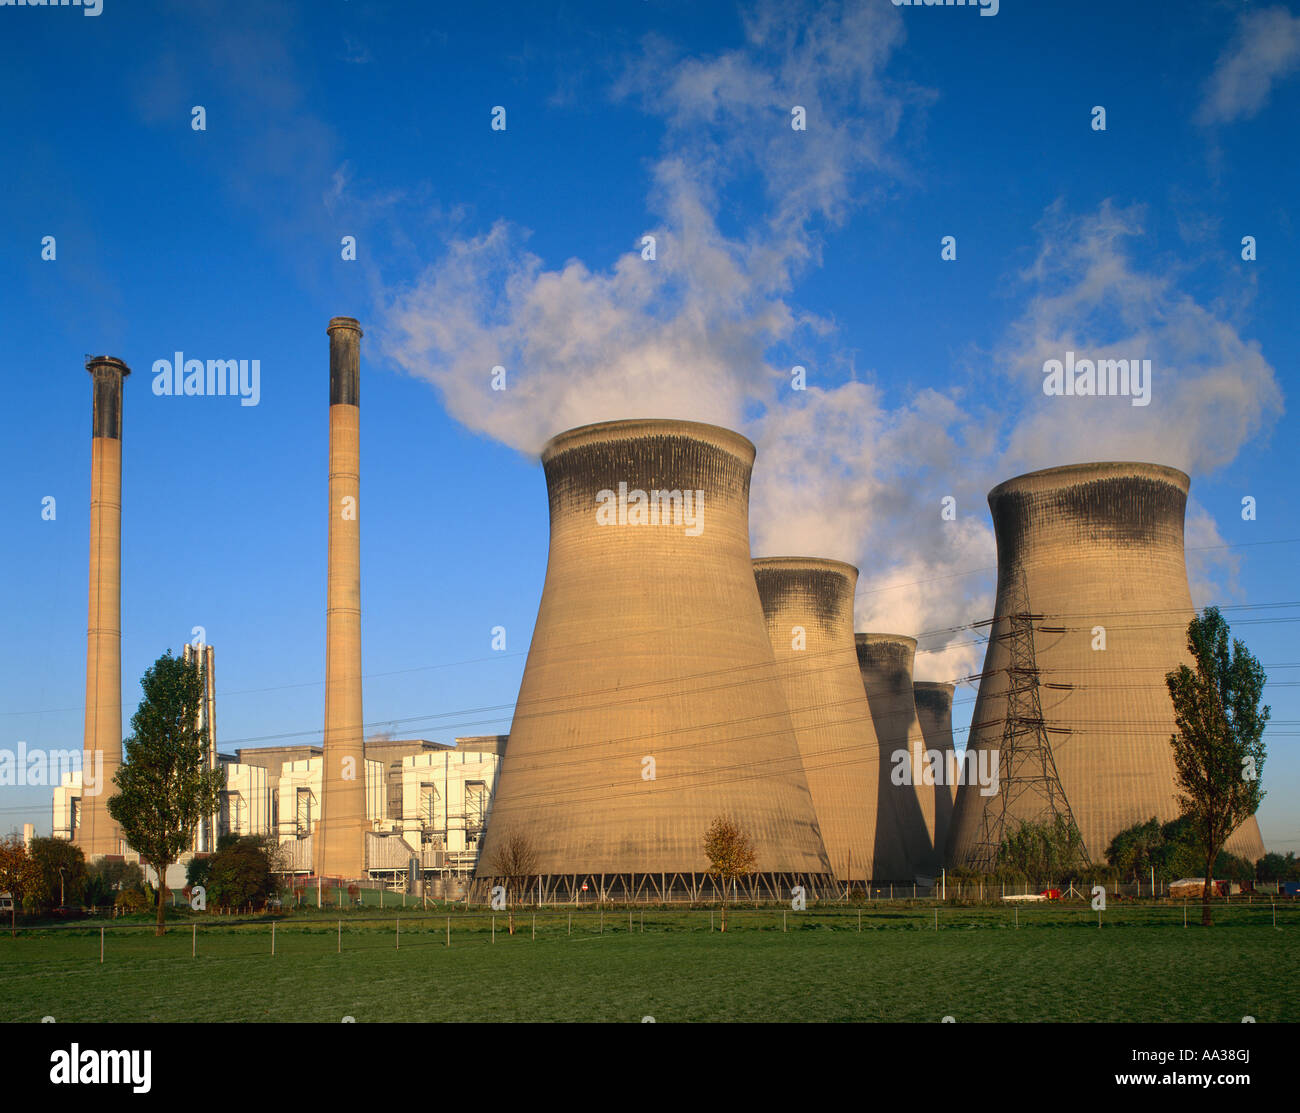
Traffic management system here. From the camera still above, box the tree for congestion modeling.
[995,816,1087,882]
[84,858,145,912]
[1107,815,1255,884]
[1256,852,1300,884]
[107,650,224,935]
[206,835,277,912]
[483,829,538,935]
[0,835,39,932]
[28,837,87,911]
[1105,817,1164,881]
[185,854,213,892]
[1165,607,1269,926]
[703,815,756,933]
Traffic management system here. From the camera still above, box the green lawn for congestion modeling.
[2,903,1295,1023]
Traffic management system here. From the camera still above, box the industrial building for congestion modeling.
[54,735,505,888]
[477,419,835,901]
[45,325,1272,897]
[946,462,1267,870]
[855,634,937,876]
[753,557,911,883]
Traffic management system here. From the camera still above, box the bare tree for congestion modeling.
[485,829,539,935]
[704,815,757,933]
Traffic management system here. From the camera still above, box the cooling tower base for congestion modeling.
[469,871,841,905]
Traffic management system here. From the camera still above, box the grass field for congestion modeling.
[2,903,1296,1023]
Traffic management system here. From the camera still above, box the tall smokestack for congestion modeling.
[948,462,1266,867]
[855,633,937,876]
[318,317,367,879]
[184,643,219,852]
[478,419,834,895]
[913,681,957,869]
[78,355,129,858]
[754,558,911,882]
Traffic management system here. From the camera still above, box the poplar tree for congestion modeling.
[1165,607,1268,926]
[108,650,224,936]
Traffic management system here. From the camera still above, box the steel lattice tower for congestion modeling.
[967,566,1086,872]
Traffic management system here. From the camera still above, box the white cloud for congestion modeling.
[998,200,1283,477]
[379,6,1282,674]
[1197,5,1300,125]
[381,0,913,456]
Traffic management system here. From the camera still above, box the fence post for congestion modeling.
[446,916,451,947]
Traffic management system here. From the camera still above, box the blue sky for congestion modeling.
[1,0,1296,849]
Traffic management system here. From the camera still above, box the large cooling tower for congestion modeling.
[479,420,834,893]
[753,558,912,883]
[913,681,957,870]
[78,356,129,857]
[947,462,1266,868]
[855,634,937,876]
[316,317,367,878]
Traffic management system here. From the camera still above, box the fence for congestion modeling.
[6,898,1296,959]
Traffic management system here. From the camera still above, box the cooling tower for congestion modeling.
[947,462,1266,868]
[855,634,937,876]
[316,317,367,879]
[753,558,911,882]
[913,681,957,870]
[478,419,834,897]
[78,356,129,858]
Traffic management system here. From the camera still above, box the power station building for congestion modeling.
[47,326,1273,897]
[477,419,835,901]
[946,462,1267,869]
[753,558,911,883]
[54,734,504,887]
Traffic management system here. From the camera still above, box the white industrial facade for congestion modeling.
[49,739,503,882]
